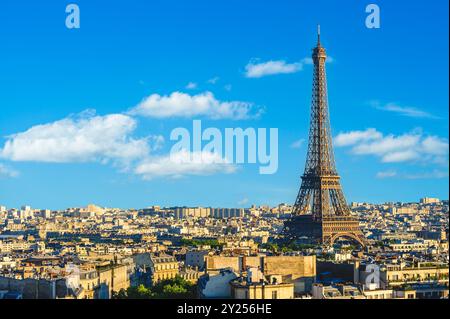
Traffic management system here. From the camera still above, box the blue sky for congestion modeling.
[0,0,448,210]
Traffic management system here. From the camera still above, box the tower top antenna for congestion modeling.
[317,24,321,45]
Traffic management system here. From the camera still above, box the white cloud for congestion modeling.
[245,56,334,78]
[421,136,449,156]
[245,60,303,78]
[404,170,449,180]
[237,198,249,206]
[0,108,243,180]
[334,128,382,147]
[301,56,334,65]
[207,77,220,84]
[0,111,151,165]
[134,149,237,179]
[185,82,198,90]
[376,169,449,180]
[148,135,165,152]
[224,84,232,91]
[0,109,240,180]
[290,139,305,149]
[129,91,260,120]
[381,150,419,163]
[352,133,421,162]
[376,170,397,179]
[335,128,449,164]
[0,163,18,178]
[301,57,314,65]
[371,101,440,119]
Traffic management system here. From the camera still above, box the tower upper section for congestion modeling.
[313,25,327,62]
[304,26,337,177]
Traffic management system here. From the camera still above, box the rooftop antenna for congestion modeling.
[317,24,321,45]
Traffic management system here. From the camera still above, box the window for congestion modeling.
[272,291,278,299]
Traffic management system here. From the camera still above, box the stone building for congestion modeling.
[198,269,238,298]
[205,255,316,294]
[312,284,366,299]
[148,254,179,285]
[380,263,449,288]
[93,263,131,299]
[230,268,294,299]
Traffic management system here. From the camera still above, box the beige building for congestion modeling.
[78,265,99,299]
[420,197,440,204]
[363,289,394,299]
[312,284,366,299]
[149,254,179,284]
[97,263,130,299]
[205,255,316,294]
[230,268,294,299]
[173,207,244,219]
[180,267,202,284]
[381,263,449,288]
[389,207,418,215]
[231,280,294,299]
[389,242,428,253]
[0,240,31,253]
[185,250,209,269]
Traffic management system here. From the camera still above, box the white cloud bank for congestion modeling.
[129,91,260,120]
[134,149,237,179]
[0,108,243,180]
[334,128,449,164]
[0,111,152,165]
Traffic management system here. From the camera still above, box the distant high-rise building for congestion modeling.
[41,209,52,219]
[420,197,440,204]
[172,207,244,219]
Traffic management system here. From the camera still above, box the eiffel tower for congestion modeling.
[284,27,366,247]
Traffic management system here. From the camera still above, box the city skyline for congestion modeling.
[0,0,449,210]
[0,1,448,303]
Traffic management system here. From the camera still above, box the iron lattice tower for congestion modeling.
[286,27,366,247]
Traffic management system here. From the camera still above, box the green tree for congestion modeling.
[112,284,154,299]
[181,238,223,248]
[111,289,127,299]
[112,277,197,299]
[152,276,196,299]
